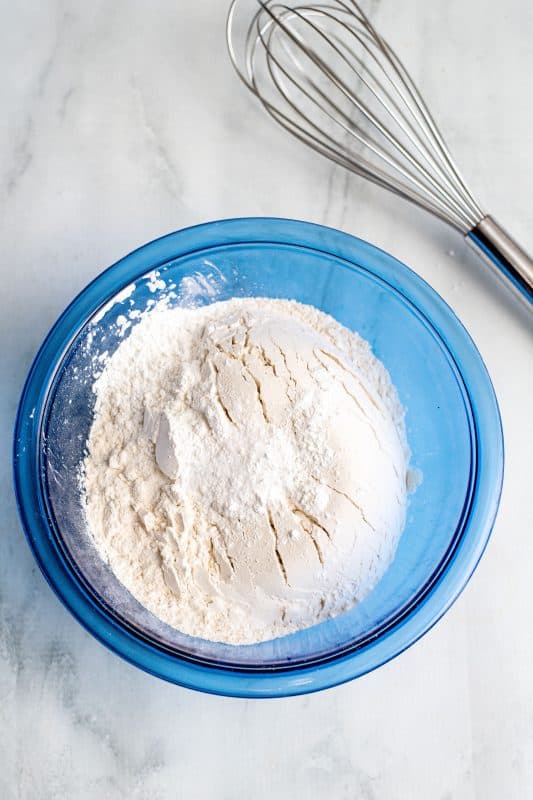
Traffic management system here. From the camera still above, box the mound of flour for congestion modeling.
[82,298,410,644]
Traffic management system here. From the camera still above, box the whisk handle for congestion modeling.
[467,216,533,307]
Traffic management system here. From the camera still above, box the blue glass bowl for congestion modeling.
[13,218,503,697]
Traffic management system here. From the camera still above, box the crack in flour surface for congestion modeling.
[82,298,411,644]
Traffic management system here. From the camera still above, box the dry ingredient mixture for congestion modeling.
[82,297,410,645]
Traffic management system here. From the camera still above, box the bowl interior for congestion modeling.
[42,240,474,669]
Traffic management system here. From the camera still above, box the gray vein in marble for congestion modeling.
[58,86,76,120]
[131,79,182,200]
[4,10,73,200]
[41,639,167,789]
[5,118,33,198]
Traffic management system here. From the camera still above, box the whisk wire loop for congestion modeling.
[228,0,484,232]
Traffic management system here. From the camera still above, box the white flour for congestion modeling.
[82,298,410,644]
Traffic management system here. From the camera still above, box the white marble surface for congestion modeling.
[1,1,532,797]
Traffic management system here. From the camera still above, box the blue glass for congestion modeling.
[13,218,503,697]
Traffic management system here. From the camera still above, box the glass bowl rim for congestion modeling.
[12,217,504,698]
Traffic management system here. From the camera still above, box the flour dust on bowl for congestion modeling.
[13,218,503,697]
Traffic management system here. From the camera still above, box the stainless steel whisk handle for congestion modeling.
[467,216,533,306]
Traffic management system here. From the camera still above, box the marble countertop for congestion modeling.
[1,1,532,797]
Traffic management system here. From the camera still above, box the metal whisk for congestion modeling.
[226,0,533,306]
